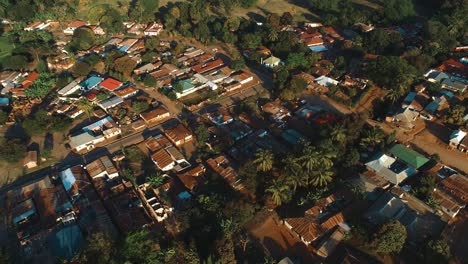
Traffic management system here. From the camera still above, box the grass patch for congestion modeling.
[0,36,13,63]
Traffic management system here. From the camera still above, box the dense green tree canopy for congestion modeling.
[0,139,26,163]
[370,221,407,254]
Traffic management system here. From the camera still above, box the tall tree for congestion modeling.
[266,179,290,206]
[370,220,407,255]
[76,99,94,120]
[253,149,274,172]
[129,0,159,23]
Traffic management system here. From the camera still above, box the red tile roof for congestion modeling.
[21,72,39,88]
[69,20,87,28]
[191,58,224,74]
[83,89,100,100]
[305,38,324,46]
[100,77,122,91]
[299,31,322,40]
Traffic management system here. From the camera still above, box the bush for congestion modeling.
[0,139,26,163]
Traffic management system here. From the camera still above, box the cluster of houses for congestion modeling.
[6,156,150,260]
[389,57,467,127]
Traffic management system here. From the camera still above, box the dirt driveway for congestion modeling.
[410,129,468,174]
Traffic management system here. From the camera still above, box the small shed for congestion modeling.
[24,151,38,169]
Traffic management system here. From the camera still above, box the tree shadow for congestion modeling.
[423,120,451,142]
[246,12,266,23]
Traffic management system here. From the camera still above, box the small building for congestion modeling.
[80,76,104,90]
[24,21,50,31]
[165,124,193,146]
[231,71,254,84]
[63,20,87,35]
[176,164,206,193]
[389,144,429,170]
[58,79,82,96]
[69,132,105,152]
[191,58,225,74]
[283,195,349,246]
[174,79,197,98]
[144,22,163,36]
[88,25,105,35]
[11,198,37,224]
[139,106,170,124]
[433,174,468,218]
[151,149,175,171]
[262,56,281,68]
[85,156,119,179]
[449,129,466,149]
[98,96,124,111]
[365,153,416,185]
[393,107,419,130]
[113,86,139,99]
[134,63,156,75]
[24,151,38,169]
[206,155,243,190]
[99,77,122,91]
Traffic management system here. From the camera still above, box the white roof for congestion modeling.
[70,132,100,148]
[366,153,396,172]
[60,168,76,191]
[98,96,124,109]
[315,75,339,87]
[449,130,467,145]
[58,79,81,96]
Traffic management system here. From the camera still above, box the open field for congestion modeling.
[0,36,13,62]
[159,0,380,22]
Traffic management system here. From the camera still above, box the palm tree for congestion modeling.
[266,179,290,206]
[283,156,303,191]
[147,171,166,188]
[360,126,385,149]
[386,88,402,104]
[268,26,279,42]
[330,124,347,143]
[310,169,334,187]
[76,98,94,120]
[299,144,320,174]
[253,149,274,172]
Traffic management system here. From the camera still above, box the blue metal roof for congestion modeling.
[80,76,103,90]
[309,45,328,53]
[82,116,113,132]
[0,97,9,105]
[403,92,416,103]
[60,168,76,192]
[47,224,84,259]
[440,90,454,98]
[119,45,130,52]
[178,191,191,200]
[425,101,439,113]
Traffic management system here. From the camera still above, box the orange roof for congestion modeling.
[22,72,39,88]
[191,58,224,74]
[305,38,324,46]
[113,86,138,97]
[233,71,253,81]
[299,31,322,40]
[151,149,174,169]
[363,53,380,59]
[165,123,192,142]
[83,89,99,100]
[69,20,87,28]
[140,107,170,123]
[145,135,171,152]
[99,77,122,91]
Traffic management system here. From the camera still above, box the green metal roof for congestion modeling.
[175,79,195,91]
[389,144,429,169]
[263,56,281,65]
